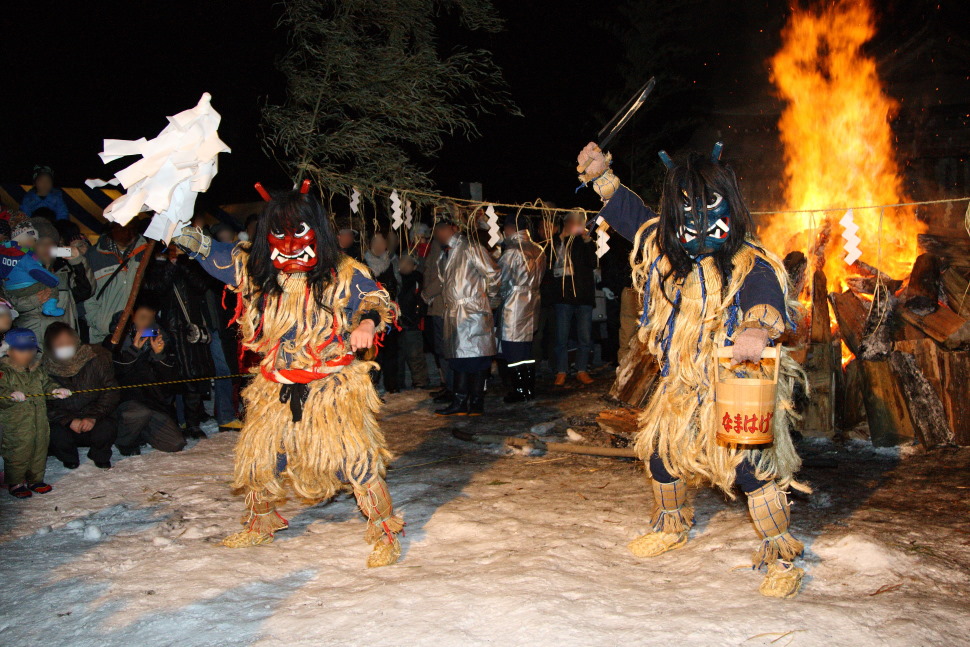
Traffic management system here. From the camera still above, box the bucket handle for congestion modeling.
[716,344,782,384]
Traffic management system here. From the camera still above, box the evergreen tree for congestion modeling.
[600,0,718,203]
[262,0,518,198]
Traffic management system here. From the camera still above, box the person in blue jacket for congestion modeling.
[0,219,64,320]
[19,166,70,222]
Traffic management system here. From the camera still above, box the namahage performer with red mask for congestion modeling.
[173,186,403,567]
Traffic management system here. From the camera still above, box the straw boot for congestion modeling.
[628,479,693,557]
[222,491,289,548]
[354,478,404,568]
[747,481,805,598]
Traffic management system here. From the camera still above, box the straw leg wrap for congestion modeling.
[747,481,803,569]
[628,478,692,558]
[222,490,289,548]
[650,478,694,534]
[354,478,404,568]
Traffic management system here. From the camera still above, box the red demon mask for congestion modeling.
[269,221,317,273]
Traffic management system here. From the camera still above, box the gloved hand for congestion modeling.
[731,328,771,365]
[602,286,616,301]
[10,391,26,402]
[172,226,212,258]
[577,142,619,200]
[52,388,72,400]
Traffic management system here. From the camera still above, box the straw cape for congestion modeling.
[227,248,395,505]
[219,247,404,561]
[628,218,809,496]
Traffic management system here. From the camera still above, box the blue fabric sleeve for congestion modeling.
[739,258,785,315]
[28,264,61,288]
[191,241,238,286]
[597,185,658,242]
[346,269,389,330]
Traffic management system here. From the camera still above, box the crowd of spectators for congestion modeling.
[0,165,637,496]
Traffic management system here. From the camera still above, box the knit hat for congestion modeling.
[32,165,53,181]
[5,327,39,351]
[11,218,38,243]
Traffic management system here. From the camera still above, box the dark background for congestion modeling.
[3,1,968,214]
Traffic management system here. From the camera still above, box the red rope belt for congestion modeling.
[260,353,355,384]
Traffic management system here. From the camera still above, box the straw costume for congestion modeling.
[577,142,808,598]
[175,187,403,568]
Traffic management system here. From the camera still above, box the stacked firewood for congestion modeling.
[822,252,969,448]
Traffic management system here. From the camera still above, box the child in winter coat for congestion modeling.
[0,328,71,498]
[0,219,65,318]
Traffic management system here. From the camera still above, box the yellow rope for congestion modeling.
[0,373,251,400]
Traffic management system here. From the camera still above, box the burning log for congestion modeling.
[783,251,808,297]
[829,289,916,446]
[796,268,836,437]
[858,284,896,360]
[853,260,904,294]
[608,336,659,407]
[810,269,832,343]
[941,267,970,318]
[830,290,867,354]
[918,233,970,269]
[894,339,970,446]
[896,253,941,316]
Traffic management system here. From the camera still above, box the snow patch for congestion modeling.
[812,533,910,575]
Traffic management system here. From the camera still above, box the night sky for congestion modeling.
[4,1,967,213]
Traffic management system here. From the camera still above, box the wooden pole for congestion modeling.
[108,240,157,347]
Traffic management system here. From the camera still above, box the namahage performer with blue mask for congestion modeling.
[174,186,403,568]
[576,141,810,598]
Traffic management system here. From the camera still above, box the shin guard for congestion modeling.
[747,481,803,568]
[354,479,405,546]
[650,478,694,534]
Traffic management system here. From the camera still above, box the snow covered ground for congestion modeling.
[1,380,969,647]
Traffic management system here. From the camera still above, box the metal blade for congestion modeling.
[598,76,656,150]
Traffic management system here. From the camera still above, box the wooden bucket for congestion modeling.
[715,345,781,446]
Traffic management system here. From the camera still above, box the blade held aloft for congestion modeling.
[598,76,656,150]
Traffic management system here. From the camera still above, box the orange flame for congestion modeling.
[762,0,925,290]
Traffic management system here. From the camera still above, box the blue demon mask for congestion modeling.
[678,188,731,256]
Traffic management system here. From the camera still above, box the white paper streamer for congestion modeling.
[350,188,361,215]
[390,190,403,230]
[839,209,862,266]
[485,204,501,248]
[404,199,414,229]
[595,221,611,258]
[86,93,230,243]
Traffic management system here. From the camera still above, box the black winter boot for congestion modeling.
[468,370,488,416]
[503,364,529,403]
[524,362,537,400]
[435,372,469,416]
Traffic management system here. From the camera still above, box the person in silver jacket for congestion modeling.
[497,213,545,402]
[433,218,500,416]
